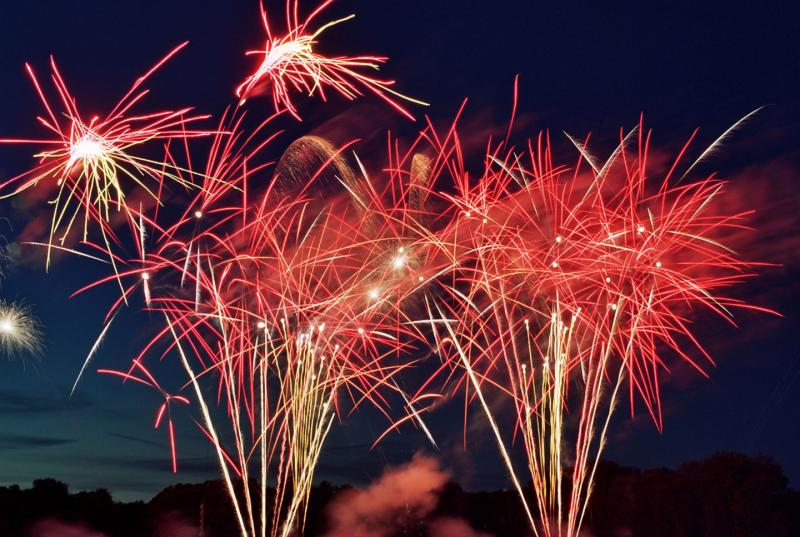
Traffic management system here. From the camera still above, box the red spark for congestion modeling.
[235,1,426,120]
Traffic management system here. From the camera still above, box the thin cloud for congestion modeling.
[0,432,76,450]
[0,388,92,414]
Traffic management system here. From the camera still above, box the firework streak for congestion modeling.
[0,42,215,272]
[68,109,429,537]
[394,110,774,536]
[236,0,427,119]
[79,110,768,537]
[0,3,772,537]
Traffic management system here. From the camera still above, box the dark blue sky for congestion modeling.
[0,1,798,501]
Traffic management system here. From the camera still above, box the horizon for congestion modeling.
[3,449,797,503]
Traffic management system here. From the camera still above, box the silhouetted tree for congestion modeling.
[0,453,797,537]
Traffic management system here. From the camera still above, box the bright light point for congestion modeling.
[0,319,13,333]
[655,261,662,268]
[418,276,424,282]
[605,277,611,283]
[610,303,618,310]
[194,210,203,219]
[482,218,488,224]
[551,261,559,268]
[392,255,406,270]
[368,288,380,300]
[555,236,563,244]
[141,272,150,281]
[398,246,405,253]
[357,328,365,335]
[637,225,645,233]
[465,211,472,217]
[257,321,266,329]
[71,136,106,161]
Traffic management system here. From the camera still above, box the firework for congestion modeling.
[19,85,770,537]
[157,186,414,537]
[88,124,423,537]
[0,6,772,534]
[0,300,43,360]
[235,0,426,120]
[395,112,773,537]
[0,42,214,269]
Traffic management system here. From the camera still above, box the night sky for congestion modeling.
[0,1,798,502]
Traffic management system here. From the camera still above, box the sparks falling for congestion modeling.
[393,108,775,537]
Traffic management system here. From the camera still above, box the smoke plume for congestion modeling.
[323,454,492,537]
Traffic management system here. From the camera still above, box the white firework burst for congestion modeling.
[0,300,43,359]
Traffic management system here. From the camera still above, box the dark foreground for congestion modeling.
[1,452,798,537]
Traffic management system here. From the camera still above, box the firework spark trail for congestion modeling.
[70,311,117,398]
[0,42,215,270]
[89,127,432,537]
[5,18,437,531]
[97,359,189,474]
[3,25,771,535]
[394,113,775,537]
[235,0,427,120]
[36,103,772,537]
[160,199,416,537]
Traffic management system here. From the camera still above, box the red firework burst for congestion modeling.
[0,42,214,268]
[235,0,426,120]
